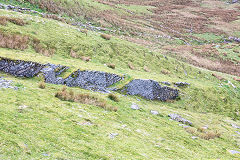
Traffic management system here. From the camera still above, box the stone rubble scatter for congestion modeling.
[168,113,193,126]
[0,77,18,90]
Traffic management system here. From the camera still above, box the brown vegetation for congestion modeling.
[143,66,150,72]
[161,69,171,75]
[81,29,88,36]
[81,56,91,62]
[128,62,135,70]
[39,81,46,89]
[0,16,27,26]
[212,73,224,81]
[108,94,119,102]
[107,63,115,69]
[0,32,29,50]
[101,34,111,40]
[70,49,78,58]
[55,87,118,111]
[32,38,55,56]
[185,127,221,140]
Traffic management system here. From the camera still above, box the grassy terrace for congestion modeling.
[0,7,240,159]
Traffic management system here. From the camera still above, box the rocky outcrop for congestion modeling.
[120,79,179,101]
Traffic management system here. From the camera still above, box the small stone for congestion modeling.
[18,105,28,110]
[192,136,198,139]
[228,150,240,154]
[131,103,140,110]
[150,110,159,115]
[109,133,118,139]
[168,113,193,126]
[231,124,240,129]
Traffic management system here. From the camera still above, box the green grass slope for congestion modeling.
[0,9,240,159]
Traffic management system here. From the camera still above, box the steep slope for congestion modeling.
[0,4,240,160]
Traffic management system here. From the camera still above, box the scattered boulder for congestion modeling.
[231,0,239,4]
[150,110,159,115]
[131,103,140,110]
[228,36,240,43]
[168,113,193,126]
[228,150,240,154]
[174,82,190,87]
[231,123,240,129]
[0,77,18,90]
[109,133,118,139]
[121,79,179,101]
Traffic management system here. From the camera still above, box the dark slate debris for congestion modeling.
[174,82,190,87]
[41,63,69,85]
[120,79,179,101]
[64,70,123,92]
[0,58,123,93]
[0,58,44,78]
[168,113,193,126]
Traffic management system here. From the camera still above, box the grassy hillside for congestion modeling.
[0,4,240,160]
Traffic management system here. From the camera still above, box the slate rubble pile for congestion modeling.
[120,79,179,101]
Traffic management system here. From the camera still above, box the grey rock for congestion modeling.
[109,133,118,139]
[161,81,171,86]
[0,58,44,78]
[228,150,240,154]
[168,113,193,126]
[232,124,240,129]
[174,82,190,87]
[150,110,159,115]
[0,77,18,90]
[231,0,239,4]
[121,79,179,101]
[0,58,122,92]
[131,103,140,110]
[64,70,122,92]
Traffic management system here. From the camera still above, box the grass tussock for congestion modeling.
[128,62,135,70]
[101,34,111,40]
[81,29,88,36]
[32,38,55,56]
[185,127,221,140]
[81,56,91,62]
[107,63,115,69]
[161,69,171,75]
[0,32,29,50]
[143,66,150,72]
[38,81,46,89]
[108,94,119,102]
[70,49,78,58]
[55,87,118,111]
[212,73,224,80]
[0,16,27,26]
